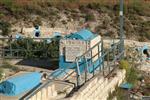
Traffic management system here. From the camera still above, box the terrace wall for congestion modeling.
[67,69,126,100]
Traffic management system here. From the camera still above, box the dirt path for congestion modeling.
[103,39,150,47]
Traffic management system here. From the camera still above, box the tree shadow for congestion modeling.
[16,58,58,70]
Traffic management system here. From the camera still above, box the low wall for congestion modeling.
[11,27,75,37]
[68,69,126,100]
[28,83,57,100]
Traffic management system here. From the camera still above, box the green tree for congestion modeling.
[9,36,61,59]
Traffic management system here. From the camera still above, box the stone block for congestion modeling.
[31,95,37,100]
[41,88,47,100]
[48,86,52,97]
[91,77,98,85]
[37,91,42,100]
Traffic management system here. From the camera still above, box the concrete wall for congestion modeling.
[67,69,126,100]
[12,27,75,37]
[59,35,101,62]
[59,39,87,62]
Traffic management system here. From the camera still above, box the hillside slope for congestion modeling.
[0,0,150,41]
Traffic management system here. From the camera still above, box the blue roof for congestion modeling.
[67,29,95,40]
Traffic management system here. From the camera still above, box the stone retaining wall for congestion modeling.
[67,69,126,100]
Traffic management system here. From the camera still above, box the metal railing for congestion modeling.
[21,78,76,100]
[75,39,124,87]
[0,37,57,59]
[21,80,52,100]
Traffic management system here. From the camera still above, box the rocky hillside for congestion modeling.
[0,0,150,41]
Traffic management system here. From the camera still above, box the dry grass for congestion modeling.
[0,0,149,8]
[0,0,148,13]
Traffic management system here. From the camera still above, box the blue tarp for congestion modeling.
[120,83,133,89]
[0,72,41,96]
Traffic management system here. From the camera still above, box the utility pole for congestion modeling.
[120,0,124,58]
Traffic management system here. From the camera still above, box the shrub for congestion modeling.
[119,60,130,70]
[8,37,61,59]
[1,61,20,72]
[0,0,13,9]
[94,25,101,34]
[0,68,4,80]
[2,61,15,68]
[33,17,42,26]
[65,0,78,3]
[0,21,11,36]
[108,86,128,100]
[128,1,149,16]
[87,3,101,10]
[143,33,150,40]
[126,66,138,85]
[61,20,67,25]
[47,37,61,58]
[85,13,95,21]
[119,60,138,85]
[0,13,5,18]
[0,0,24,15]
